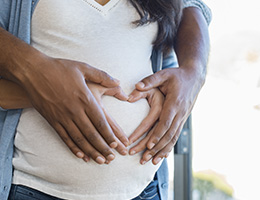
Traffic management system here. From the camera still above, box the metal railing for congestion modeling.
[174,116,192,200]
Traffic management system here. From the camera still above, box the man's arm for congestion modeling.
[0,27,129,164]
[0,79,32,109]
[129,7,210,164]
[183,0,212,25]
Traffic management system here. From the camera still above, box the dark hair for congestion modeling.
[129,0,183,54]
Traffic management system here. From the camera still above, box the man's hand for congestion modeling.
[0,28,129,165]
[129,7,210,165]
[0,76,130,164]
[23,57,131,164]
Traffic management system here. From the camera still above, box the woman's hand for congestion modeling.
[129,7,210,165]
[132,67,204,165]
[127,88,164,162]
[87,82,130,162]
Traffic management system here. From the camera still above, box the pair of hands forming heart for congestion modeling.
[87,82,164,164]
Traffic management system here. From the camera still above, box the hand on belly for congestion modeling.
[13,83,164,192]
[88,82,164,146]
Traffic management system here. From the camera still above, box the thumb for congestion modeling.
[136,70,165,91]
[82,64,120,88]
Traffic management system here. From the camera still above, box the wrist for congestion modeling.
[179,60,206,88]
[14,50,50,87]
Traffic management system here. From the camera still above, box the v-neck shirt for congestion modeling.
[12,0,161,199]
[82,0,121,14]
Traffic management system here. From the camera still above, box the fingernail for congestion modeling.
[107,154,115,161]
[96,156,106,164]
[129,150,136,155]
[148,143,155,150]
[121,150,128,155]
[83,156,90,162]
[154,157,162,165]
[128,95,133,101]
[141,160,146,165]
[76,152,84,158]
[114,78,120,84]
[137,82,145,88]
[110,142,118,148]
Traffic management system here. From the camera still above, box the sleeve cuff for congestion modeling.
[183,0,212,25]
[0,107,8,112]
[0,77,7,111]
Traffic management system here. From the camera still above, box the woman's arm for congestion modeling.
[0,79,32,109]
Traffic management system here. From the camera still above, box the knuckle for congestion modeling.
[114,86,121,92]
[100,71,112,82]
[74,136,85,145]
[168,130,175,139]
[146,74,157,84]
[163,119,171,128]
[165,133,173,141]
[152,136,160,144]
[96,120,107,130]
[61,135,70,143]
[87,133,98,143]
[174,97,182,107]
[100,70,109,77]
[149,149,158,156]
[65,127,75,136]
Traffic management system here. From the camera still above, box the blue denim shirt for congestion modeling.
[0,0,211,199]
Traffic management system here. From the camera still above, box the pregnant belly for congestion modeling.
[13,96,162,197]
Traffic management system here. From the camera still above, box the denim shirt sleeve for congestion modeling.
[183,0,212,25]
[0,0,11,30]
[0,107,8,112]
[0,1,37,199]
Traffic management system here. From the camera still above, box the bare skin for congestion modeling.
[128,7,210,165]
[0,28,128,164]
[0,78,165,164]
[95,0,110,6]
[0,7,210,166]
[88,82,165,163]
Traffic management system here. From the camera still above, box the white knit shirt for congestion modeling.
[12,0,162,199]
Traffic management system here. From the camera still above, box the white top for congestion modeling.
[12,0,162,199]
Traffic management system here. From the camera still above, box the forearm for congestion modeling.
[174,7,210,84]
[0,27,46,85]
[0,79,32,109]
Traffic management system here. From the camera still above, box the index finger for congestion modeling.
[145,93,177,150]
[128,90,163,144]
